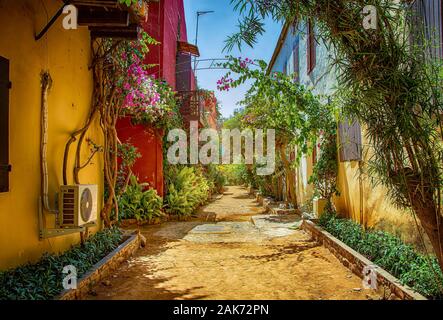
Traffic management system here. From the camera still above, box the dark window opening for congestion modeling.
[0,56,10,192]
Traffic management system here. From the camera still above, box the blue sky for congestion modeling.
[183,0,282,118]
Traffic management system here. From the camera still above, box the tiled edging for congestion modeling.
[301,220,427,300]
[57,232,141,300]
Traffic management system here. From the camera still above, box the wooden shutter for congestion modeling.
[338,119,362,162]
[176,52,192,92]
[410,0,443,59]
[0,56,10,192]
[307,19,316,74]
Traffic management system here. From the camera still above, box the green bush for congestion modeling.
[318,213,443,299]
[0,227,123,300]
[218,164,244,186]
[165,167,211,216]
[204,164,226,194]
[118,176,164,222]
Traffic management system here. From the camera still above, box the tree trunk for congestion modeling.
[410,192,443,271]
[279,143,298,209]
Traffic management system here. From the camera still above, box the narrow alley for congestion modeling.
[87,186,381,300]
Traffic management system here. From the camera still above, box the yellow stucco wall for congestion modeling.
[292,129,424,246]
[334,129,425,246]
[0,0,103,271]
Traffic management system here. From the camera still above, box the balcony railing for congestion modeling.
[176,90,206,126]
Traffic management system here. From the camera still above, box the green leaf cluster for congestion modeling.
[118,176,164,222]
[165,167,211,216]
[221,56,334,164]
[118,0,139,7]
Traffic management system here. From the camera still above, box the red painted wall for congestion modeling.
[116,118,164,197]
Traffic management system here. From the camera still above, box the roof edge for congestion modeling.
[266,21,291,75]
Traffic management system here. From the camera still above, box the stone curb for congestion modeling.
[301,220,427,300]
[57,231,141,300]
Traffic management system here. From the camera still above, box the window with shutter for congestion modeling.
[0,56,10,192]
[307,19,316,74]
[338,119,362,162]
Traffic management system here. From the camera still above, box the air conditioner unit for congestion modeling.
[59,185,98,227]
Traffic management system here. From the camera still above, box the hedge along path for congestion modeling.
[87,186,382,300]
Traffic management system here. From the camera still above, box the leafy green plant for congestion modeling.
[219,164,248,186]
[309,128,339,211]
[319,213,443,299]
[165,167,211,216]
[0,228,122,300]
[118,176,164,222]
[204,164,226,194]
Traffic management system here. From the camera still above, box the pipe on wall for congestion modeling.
[40,71,58,214]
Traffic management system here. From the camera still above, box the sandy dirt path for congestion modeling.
[87,186,381,300]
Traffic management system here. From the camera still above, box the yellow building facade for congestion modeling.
[0,0,103,271]
[334,130,424,246]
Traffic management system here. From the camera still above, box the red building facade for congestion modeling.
[117,0,198,196]
[117,0,219,197]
